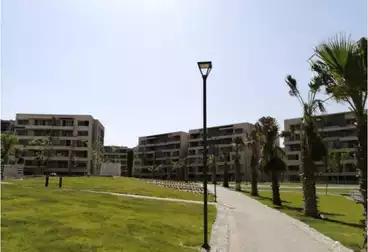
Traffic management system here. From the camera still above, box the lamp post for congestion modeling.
[197,61,212,250]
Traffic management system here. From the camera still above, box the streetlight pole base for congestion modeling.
[201,243,211,251]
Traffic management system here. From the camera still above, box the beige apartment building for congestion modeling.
[103,146,129,176]
[187,122,254,181]
[133,131,189,178]
[15,113,104,175]
[283,111,361,183]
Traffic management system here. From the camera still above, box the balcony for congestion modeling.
[284,139,301,145]
[318,124,355,132]
[340,136,358,141]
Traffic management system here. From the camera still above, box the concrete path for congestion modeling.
[207,185,352,252]
[80,189,216,205]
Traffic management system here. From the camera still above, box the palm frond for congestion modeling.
[285,75,299,97]
[314,33,355,75]
[312,99,327,113]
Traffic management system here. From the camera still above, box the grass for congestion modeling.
[244,190,364,251]
[2,183,216,252]
[7,177,214,201]
[232,182,358,195]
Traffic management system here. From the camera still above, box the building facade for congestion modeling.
[14,113,104,175]
[1,120,15,133]
[133,131,189,178]
[283,111,360,183]
[187,122,254,180]
[103,146,128,176]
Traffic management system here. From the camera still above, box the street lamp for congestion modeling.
[197,61,212,250]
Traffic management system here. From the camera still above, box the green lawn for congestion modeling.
[232,182,357,195]
[2,183,216,252]
[244,190,364,251]
[7,177,214,201]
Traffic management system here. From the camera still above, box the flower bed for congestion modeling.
[145,180,205,194]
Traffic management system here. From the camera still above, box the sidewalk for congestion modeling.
[207,185,352,252]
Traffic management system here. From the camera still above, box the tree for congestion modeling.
[208,154,217,184]
[311,34,367,243]
[148,164,162,179]
[245,124,262,196]
[233,136,246,191]
[219,149,230,188]
[258,117,286,206]
[179,156,189,182]
[127,149,134,177]
[165,158,173,180]
[1,133,19,165]
[29,138,53,174]
[92,141,105,176]
[284,75,327,217]
[1,133,19,179]
[172,161,181,180]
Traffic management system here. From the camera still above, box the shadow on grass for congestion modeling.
[320,217,365,229]
[245,190,364,229]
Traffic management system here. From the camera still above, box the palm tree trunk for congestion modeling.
[271,170,281,206]
[357,116,367,245]
[211,158,216,184]
[301,137,319,217]
[251,164,259,196]
[223,160,229,188]
[167,166,172,180]
[184,166,188,182]
[235,147,241,191]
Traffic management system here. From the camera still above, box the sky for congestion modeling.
[1,0,367,148]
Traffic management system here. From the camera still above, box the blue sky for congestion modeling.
[1,0,367,147]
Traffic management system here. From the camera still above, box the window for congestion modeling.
[19,139,29,145]
[17,130,27,136]
[78,120,89,126]
[61,131,73,137]
[17,120,28,125]
[62,120,74,127]
[288,165,299,171]
[78,131,89,136]
[76,140,88,147]
[234,128,243,134]
[74,151,88,158]
[287,154,299,160]
[289,144,300,151]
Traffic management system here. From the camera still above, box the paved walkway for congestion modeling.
[207,185,352,252]
[80,189,217,205]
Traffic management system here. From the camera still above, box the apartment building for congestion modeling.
[1,119,15,133]
[283,111,361,183]
[14,113,104,176]
[133,131,189,178]
[187,122,254,180]
[103,146,128,176]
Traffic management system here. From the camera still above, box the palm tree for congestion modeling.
[245,124,262,196]
[311,35,367,242]
[219,149,230,187]
[285,75,327,217]
[233,136,245,191]
[324,151,349,194]
[257,117,286,206]
[208,155,216,184]
[180,156,189,182]
[172,161,181,180]
[165,158,173,180]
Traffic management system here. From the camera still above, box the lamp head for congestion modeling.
[197,61,212,78]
